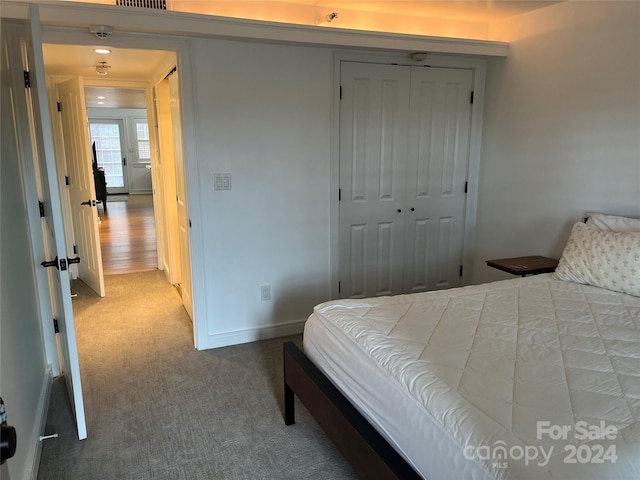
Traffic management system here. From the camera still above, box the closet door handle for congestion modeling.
[397,209,402,213]
[410,207,415,212]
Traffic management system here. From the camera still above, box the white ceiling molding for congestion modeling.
[2,1,509,57]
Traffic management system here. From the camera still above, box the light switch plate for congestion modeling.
[214,173,232,190]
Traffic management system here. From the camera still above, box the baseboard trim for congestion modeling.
[28,368,53,480]
[206,319,305,349]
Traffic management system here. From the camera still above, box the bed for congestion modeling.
[283,214,640,479]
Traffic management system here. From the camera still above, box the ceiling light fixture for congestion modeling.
[95,61,111,75]
[94,48,112,54]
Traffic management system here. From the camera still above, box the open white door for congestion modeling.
[24,4,87,439]
[155,77,181,285]
[169,71,193,320]
[57,77,105,297]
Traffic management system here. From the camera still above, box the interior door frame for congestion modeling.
[37,23,207,350]
[330,50,487,299]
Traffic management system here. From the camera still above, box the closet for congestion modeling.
[339,62,473,298]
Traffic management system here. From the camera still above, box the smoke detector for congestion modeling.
[411,52,428,62]
[89,25,114,39]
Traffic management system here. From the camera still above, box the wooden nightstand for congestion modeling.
[486,256,559,277]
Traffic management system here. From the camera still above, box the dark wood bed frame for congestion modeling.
[283,341,422,479]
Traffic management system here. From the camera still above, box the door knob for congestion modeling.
[0,398,17,465]
[410,207,415,211]
[41,257,59,269]
[397,209,402,213]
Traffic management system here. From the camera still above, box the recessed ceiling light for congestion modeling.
[97,101,105,105]
[97,96,105,99]
[94,48,111,54]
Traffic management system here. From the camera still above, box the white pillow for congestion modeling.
[585,212,640,232]
[556,222,640,296]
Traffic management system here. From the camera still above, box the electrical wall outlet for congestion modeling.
[260,285,271,301]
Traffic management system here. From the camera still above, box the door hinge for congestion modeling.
[57,101,62,112]
[188,219,192,228]
[464,181,468,194]
[23,71,30,88]
[65,176,70,186]
[39,201,45,217]
[338,281,341,293]
[459,265,464,277]
[123,157,126,166]
[470,91,474,104]
[339,85,342,100]
[338,188,341,201]
[53,318,59,334]
[73,245,78,254]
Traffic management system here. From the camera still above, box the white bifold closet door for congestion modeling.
[339,62,473,299]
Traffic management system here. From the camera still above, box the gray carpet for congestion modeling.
[38,270,355,479]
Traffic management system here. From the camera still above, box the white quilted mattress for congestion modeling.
[303,274,640,479]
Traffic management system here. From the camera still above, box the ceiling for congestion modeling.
[43,1,562,108]
[43,44,172,81]
[84,86,148,109]
[248,0,563,23]
[43,44,173,108]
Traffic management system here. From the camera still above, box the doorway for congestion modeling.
[84,93,158,274]
[42,43,192,312]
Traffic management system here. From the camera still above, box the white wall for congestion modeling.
[1,26,48,478]
[190,39,333,345]
[473,1,640,283]
[7,1,639,353]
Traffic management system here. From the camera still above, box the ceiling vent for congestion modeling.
[116,0,167,9]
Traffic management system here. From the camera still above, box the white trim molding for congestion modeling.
[28,368,53,480]
[206,320,306,350]
[1,1,508,57]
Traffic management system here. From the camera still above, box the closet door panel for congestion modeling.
[339,62,473,297]
[404,67,473,293]
[339,62,410,298]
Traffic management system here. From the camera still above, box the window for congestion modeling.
[89,121,125,188]
[135,120,151,161]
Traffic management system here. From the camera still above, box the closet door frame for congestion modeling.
[329,51,487,299]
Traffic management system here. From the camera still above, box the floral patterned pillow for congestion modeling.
[556,222,640,296]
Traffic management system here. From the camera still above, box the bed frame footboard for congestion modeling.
[283,341,421,479]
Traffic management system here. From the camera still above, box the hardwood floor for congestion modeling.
[99,194,157,275]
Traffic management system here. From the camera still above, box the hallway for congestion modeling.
[99,194,157,275]
[38,271,352,480]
